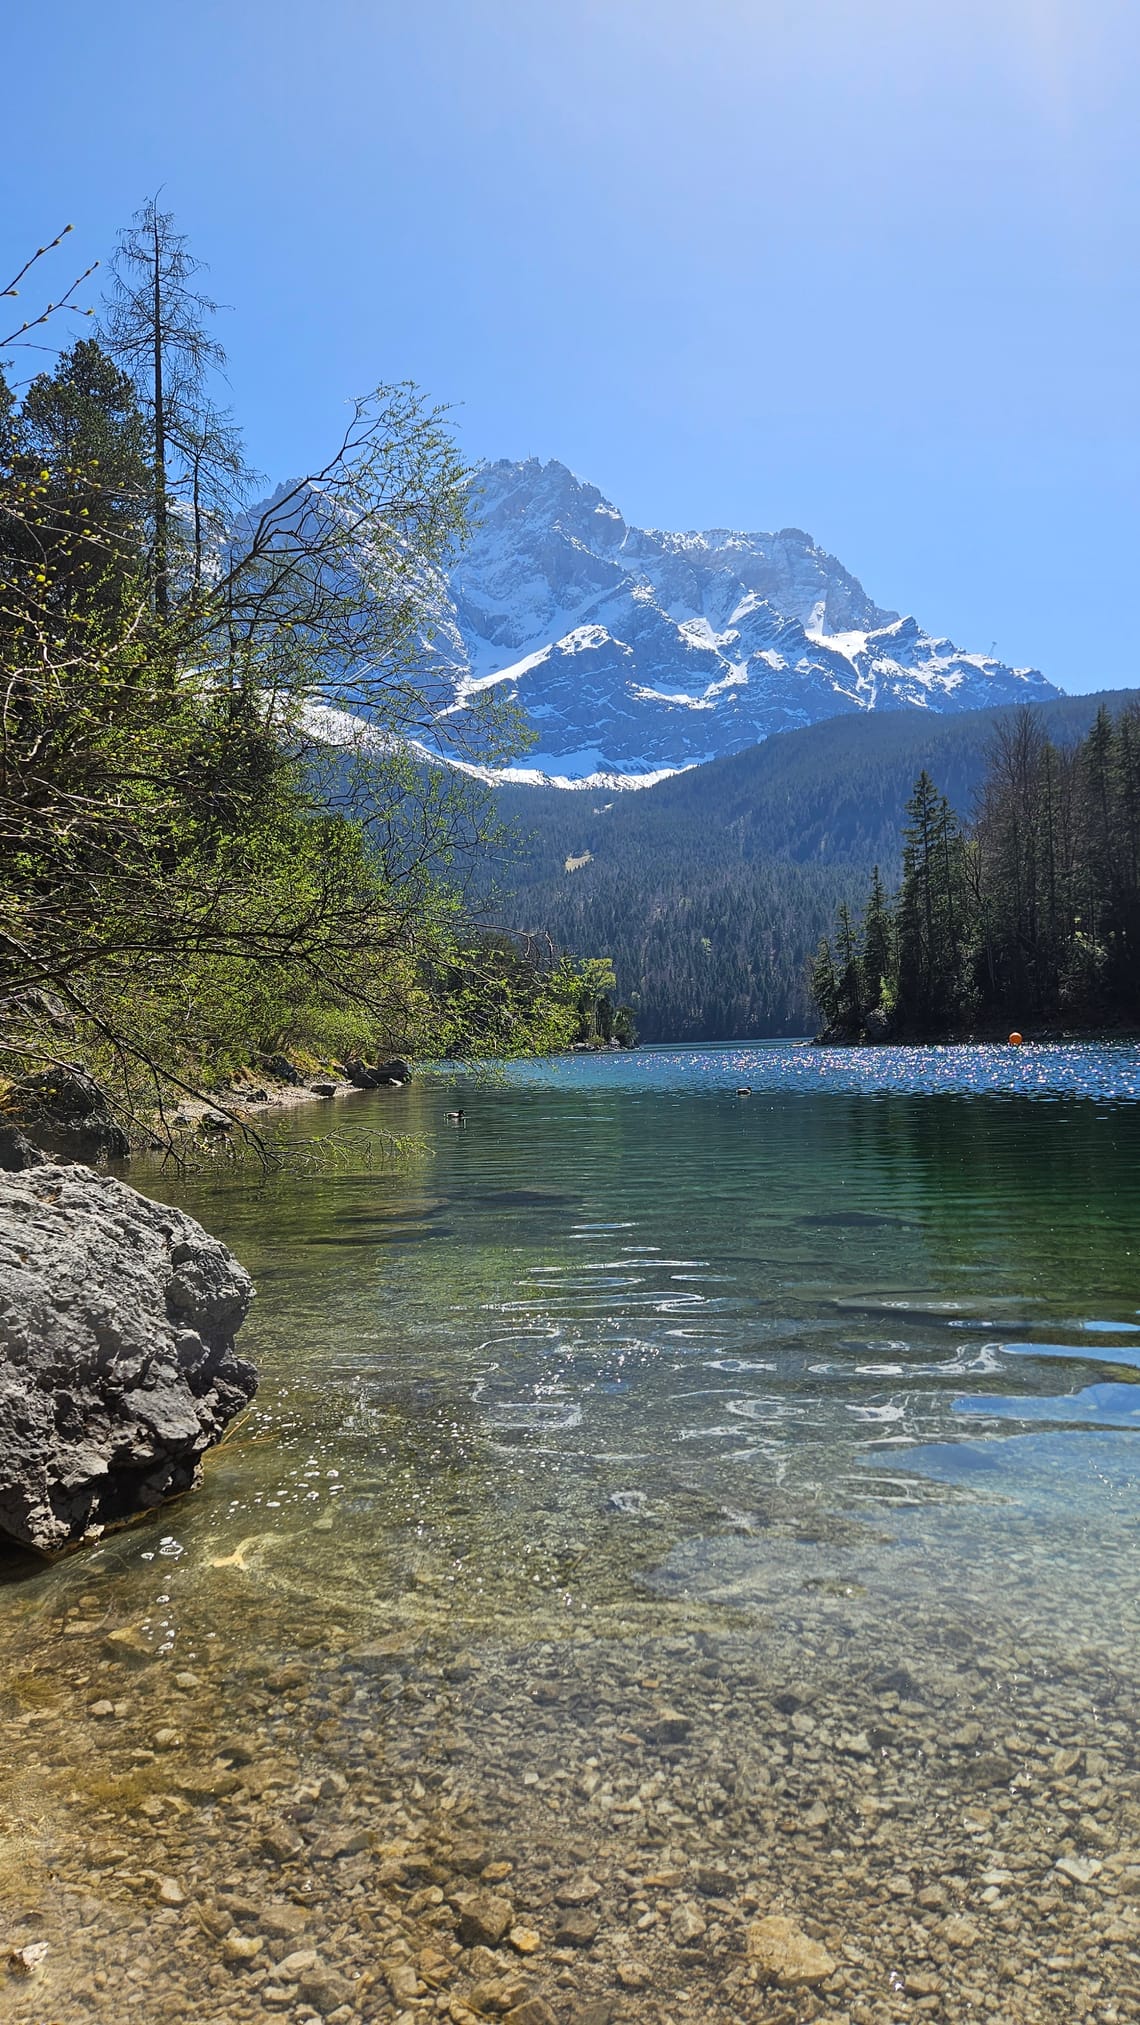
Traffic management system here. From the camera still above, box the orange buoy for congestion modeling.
[1008,1031,1024,1046]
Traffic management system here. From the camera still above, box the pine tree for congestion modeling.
[834,900,863,1029]
[810,936,840,1031]
[894,771,973,1032]
[11,338,149,634]
[861,865,893,1012]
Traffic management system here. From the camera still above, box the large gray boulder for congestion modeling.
[0,1163,256,1554]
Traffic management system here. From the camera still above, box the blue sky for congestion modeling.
[5,0,1139,693]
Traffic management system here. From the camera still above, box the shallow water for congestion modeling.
[3,1043,1140,2025]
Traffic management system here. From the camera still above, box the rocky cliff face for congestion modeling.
[423,458,1058,784]
[0,1163,256,1554]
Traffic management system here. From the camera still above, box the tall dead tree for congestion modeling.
[103,199,230,617]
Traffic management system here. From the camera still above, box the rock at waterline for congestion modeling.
[0,1123,47,1172]
[8,1062,130,1161]
[0,1162,256,1554]
[341,1057,411,1088]
[255,1050,304,1086]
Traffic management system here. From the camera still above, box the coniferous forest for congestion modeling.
[812,704,1140,1039]
[483,693,1138,1041]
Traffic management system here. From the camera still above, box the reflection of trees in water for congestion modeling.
[183,1081,1140,1330]
[842,1093,1140,1309]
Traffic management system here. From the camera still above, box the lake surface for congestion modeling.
[3,1042,1140,2025]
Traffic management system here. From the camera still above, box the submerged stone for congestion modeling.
[502,2000,557,2025]
[296,1963,354,2013]
[455,1890,514,1948]
[746,1914,837,1987]
[555,1908,600,1947]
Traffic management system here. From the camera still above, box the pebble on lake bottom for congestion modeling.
[3,1550,1139,2025]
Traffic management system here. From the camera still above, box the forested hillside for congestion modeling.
[482,690,1140,1038]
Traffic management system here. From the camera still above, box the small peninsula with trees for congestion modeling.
[812,704,1140,1041]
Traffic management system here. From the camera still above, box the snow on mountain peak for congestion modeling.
[264,457,1057,788]
[418,457,1058,783]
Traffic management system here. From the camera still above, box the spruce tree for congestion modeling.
[861,865,893,1012]
[894,771,973,1032]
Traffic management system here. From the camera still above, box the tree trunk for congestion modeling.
[152,211,168,621]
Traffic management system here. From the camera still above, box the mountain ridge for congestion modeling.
[424,456,1059,784]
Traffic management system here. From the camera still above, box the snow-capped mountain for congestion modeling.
[425,458,1057,786]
